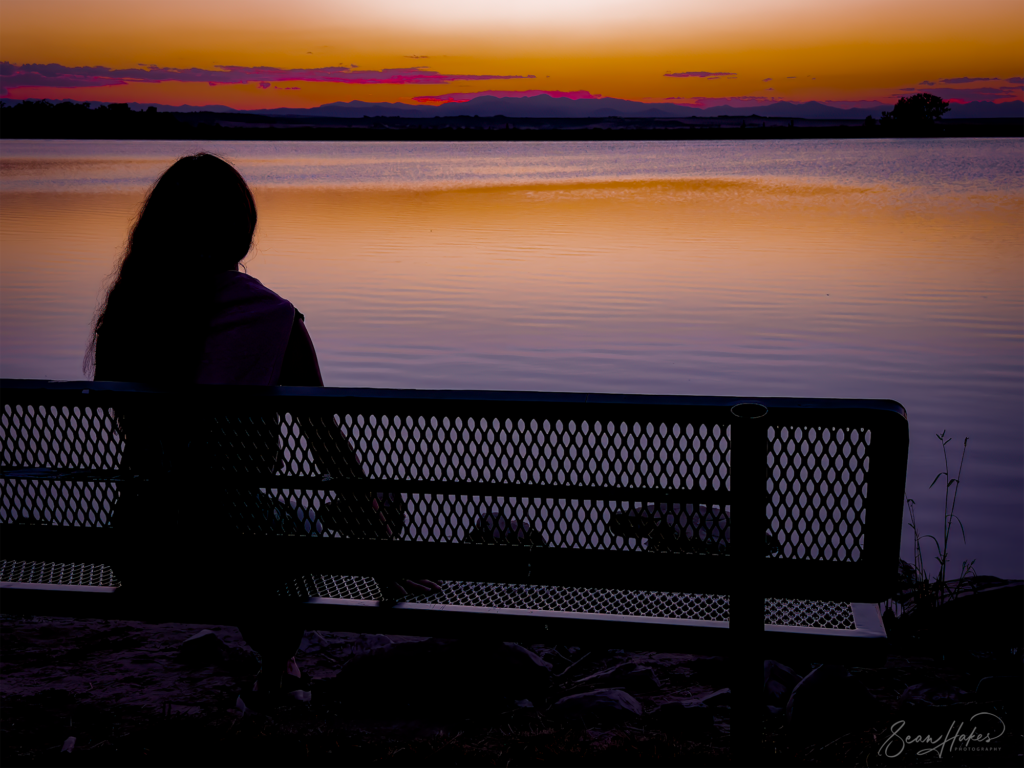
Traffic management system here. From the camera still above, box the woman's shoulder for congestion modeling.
[213,270,293,309]
[206,270,296,342]
[197,271,299,386]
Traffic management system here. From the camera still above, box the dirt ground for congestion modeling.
[1,614,1020,767]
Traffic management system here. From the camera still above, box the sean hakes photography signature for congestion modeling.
[878,711,1006,758]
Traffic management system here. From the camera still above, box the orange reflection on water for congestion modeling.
[3,179,1020,384]
[243,180,1021,367]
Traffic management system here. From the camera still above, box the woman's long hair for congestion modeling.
[87,153,257,382]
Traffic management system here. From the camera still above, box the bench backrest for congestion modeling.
[0,380,908,602]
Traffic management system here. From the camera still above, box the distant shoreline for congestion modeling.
[4,125,1022,141]
[2,105,1021,141]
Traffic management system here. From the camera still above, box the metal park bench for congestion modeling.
[0,379,908,751]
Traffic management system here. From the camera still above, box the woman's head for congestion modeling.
[88,152,258,381]
[126,152,257,274]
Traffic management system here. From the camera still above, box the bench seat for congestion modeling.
[0,558,887,664]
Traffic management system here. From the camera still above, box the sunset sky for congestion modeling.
[1,0,1021,110]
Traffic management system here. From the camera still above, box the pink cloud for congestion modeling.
[412,89,601,104]
[258,81,270,89]
[665,71,737,78]
[0,61,535,94]
[1008,77,1024,84]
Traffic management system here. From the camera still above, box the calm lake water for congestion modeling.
[1,138,1021,578]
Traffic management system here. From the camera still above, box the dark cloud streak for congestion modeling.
[0,61,534,91]
[664,71,737,78]
[940,76,1000,84]
[893,84,1023,102]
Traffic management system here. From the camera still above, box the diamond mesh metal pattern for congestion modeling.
[371,495,731,552]
[1,391,874,569]
[1,402,123,527]
[279,574,856,630]
[764,596,856,629]
[0,559,120,588]
[0,561,857,630]
[1,403,124,471]
[279,573,382,601]
[400,580,731,622]
[1,479,117,526]
[766,426,871,562]
[1,402,736,555]
[264,412,734,552]
[331,414,731,491]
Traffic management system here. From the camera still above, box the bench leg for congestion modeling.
[730,408,769,765]
[731,592,764,765]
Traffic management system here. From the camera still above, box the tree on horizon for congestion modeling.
[881,93,951,125]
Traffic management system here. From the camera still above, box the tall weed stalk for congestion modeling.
[892,432,976,617]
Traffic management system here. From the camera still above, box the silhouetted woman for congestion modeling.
[89,153,434,710]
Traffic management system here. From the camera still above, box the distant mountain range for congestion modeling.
[240,95,903,120]
[3,94,1022,120]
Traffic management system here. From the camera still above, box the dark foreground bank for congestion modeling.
[2,101,1022,141]
[1,607,1020,767]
